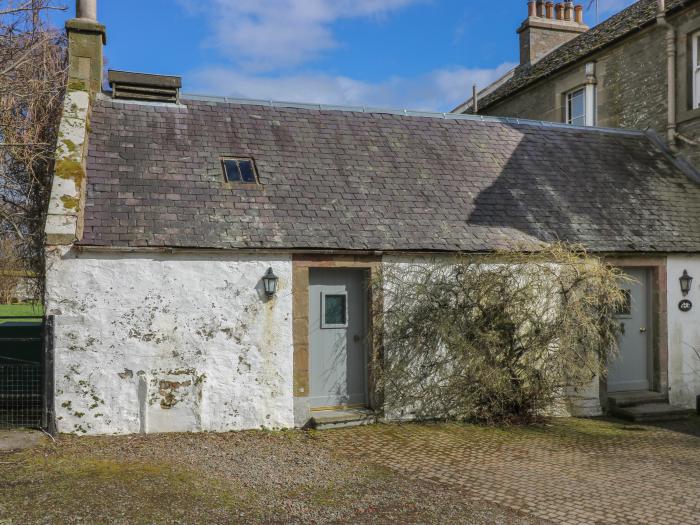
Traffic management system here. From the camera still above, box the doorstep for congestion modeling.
[608,390,668,408]
[608,391,694,422]
[307,407,378,430]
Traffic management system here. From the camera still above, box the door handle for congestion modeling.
[620,322,625,335]
[639,327,647,333]
[353,335,361,343]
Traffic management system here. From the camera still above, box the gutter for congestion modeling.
[71,245,700,257]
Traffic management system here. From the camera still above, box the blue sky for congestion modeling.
[50,0,636,111]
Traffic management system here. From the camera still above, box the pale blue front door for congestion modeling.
[308,269,368,409]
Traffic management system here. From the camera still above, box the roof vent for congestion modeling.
[107,70,182,103]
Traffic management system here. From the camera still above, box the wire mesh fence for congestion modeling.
[0,360,43,429]
[0,317,44,429]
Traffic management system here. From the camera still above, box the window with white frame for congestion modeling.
[565,85,596,126]
[693,31,700,109]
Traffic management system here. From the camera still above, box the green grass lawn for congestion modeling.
[0,303,43,324]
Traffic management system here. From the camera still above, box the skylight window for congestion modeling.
[222,158,258,184]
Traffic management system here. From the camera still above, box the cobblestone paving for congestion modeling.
[322,418,700,525]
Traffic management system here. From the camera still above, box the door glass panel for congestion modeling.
[323,294,347,327]
[615,289,632,317]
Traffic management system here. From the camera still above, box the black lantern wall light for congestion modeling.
[678,270,693,313]
[262,267,279,298]
[680,270,693,297]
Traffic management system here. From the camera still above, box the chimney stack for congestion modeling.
[518,1,588,66]
[45,0,106,245]
[66,0,106,93]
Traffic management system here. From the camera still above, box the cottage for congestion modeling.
[45,0,700,435]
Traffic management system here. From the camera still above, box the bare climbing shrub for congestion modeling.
[372,243,625,424]
[0,1,67,300]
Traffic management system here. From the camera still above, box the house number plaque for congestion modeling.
[679,299,693,313]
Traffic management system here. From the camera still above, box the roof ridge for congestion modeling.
[176,92,645,137]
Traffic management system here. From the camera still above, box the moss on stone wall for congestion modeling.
[60,195,80,211]
[62,139,78,154]
[54,158,85,189]
[67,78,87,92]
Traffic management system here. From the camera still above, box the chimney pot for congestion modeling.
[564,1,574,21]
[574,4,584,24]
[528,1,537,17]
[555,3,565,20]
[536,0,546,17]
[76,0,97,21]
[545,2,555,19]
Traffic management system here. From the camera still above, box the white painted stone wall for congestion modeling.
[667,256,700,408]
[382,256,601,418]
[45,248,294,435]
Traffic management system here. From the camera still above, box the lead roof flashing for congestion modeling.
[180,92,646,137]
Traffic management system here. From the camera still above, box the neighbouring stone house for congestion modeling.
[44,0,700,435]
[455,0,700,169]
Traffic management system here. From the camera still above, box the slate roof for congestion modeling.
[81,94,700,253]
[474,0,694,112]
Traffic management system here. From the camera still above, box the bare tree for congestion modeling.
[0,0,67,301]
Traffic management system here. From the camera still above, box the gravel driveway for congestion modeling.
[323,417,700,525]
[0,428,540,524]
[2,416,697,524]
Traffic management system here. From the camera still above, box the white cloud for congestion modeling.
[187,62,516,112]
[178,0,423,71]
[176,0,516,110]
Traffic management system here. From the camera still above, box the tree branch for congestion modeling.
[0,3,66,17]
[0,142,49,146]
